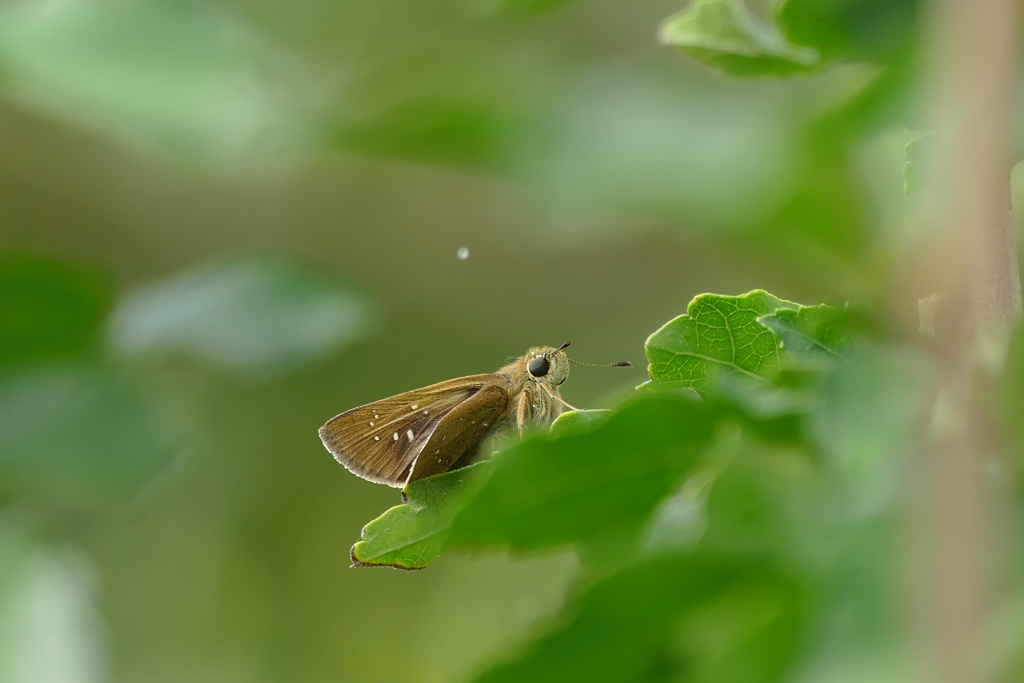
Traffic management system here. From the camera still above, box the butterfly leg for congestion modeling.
[541,383,579,412]
[515,392,530,434]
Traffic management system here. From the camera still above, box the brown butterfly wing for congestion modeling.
[405,383,510,484]
[318,374,506,488]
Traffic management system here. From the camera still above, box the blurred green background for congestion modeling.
[1,0,1015,681]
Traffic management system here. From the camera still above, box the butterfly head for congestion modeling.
[525,343,571,387]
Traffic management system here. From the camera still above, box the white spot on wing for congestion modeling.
[369,421,375,426]
[410,404,419,410]
[374,436,380,441]
[406,429,415,441]
[392,432,399,441]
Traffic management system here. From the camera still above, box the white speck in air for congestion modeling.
[393,432,399,441]
[374,436,380,441]
[482,422,489,427]
[369,421,375,426]
[457,247,469,260]
[406,429,415,441]
[410,404,419,410]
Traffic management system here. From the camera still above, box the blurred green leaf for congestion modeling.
[514,71,803,235]
[0,364,175,505]
[638,482,708,558]
[1001,327,1024,494]
[811,346,933,512]
[699,434,820,562]
[777,0,921,63]
[350,462,490,570]
[699,421,920,682]
[473,557,730,682]
[547,408,613,436]
[0,518,108,683]
[645,290,798,392]
[903,133,934,195]
[0,251,114,367]
[473,556,807,683]
[447,393,714,551]
[489,0,580,15]
[757,132,870,272]
[989,587,1024,683]
[110,254,373,377]
[996,332,1024,678]
[672,573,811,683]
[918,293,940,337]
[0,0,309,165]
[757,304,854,362]
[331,98,523,172]
[659,0,819,77]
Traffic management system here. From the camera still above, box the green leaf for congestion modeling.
[645,290,799,392]
[110,254,374,378]
[672,572,812,683]
[473,557,730,682]
[0,517,109,682]
[350,462,490,570]
[757,304,854,362]
[659,0,819,78]
[330,98,524,173]
[548,408,613,436]
[473,556,808,683]
[903,133,934,195]
[489,0,580,15]
[516,72,804,237]
[699,432,821,562]
[1000,328,1024,495]
[810,346,934,511]
[0,364,176,505]
[0,251,115,367]
[447,393,714,551]
[0,0,308,166]
[777,0,921,64]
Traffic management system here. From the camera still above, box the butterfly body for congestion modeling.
[319,345,575,490]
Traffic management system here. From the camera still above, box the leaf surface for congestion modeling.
[646,290,798,391]
[660,0,818,77]
[350,462,490,570]
[448,394,714,551]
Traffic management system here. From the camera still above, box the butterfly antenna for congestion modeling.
[567,357,632,368]
[556,340,630,367]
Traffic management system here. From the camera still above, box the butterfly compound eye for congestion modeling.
[528,356,550,378]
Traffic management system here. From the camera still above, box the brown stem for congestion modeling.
[923,0,1021,682]
[968,176,1021,326]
